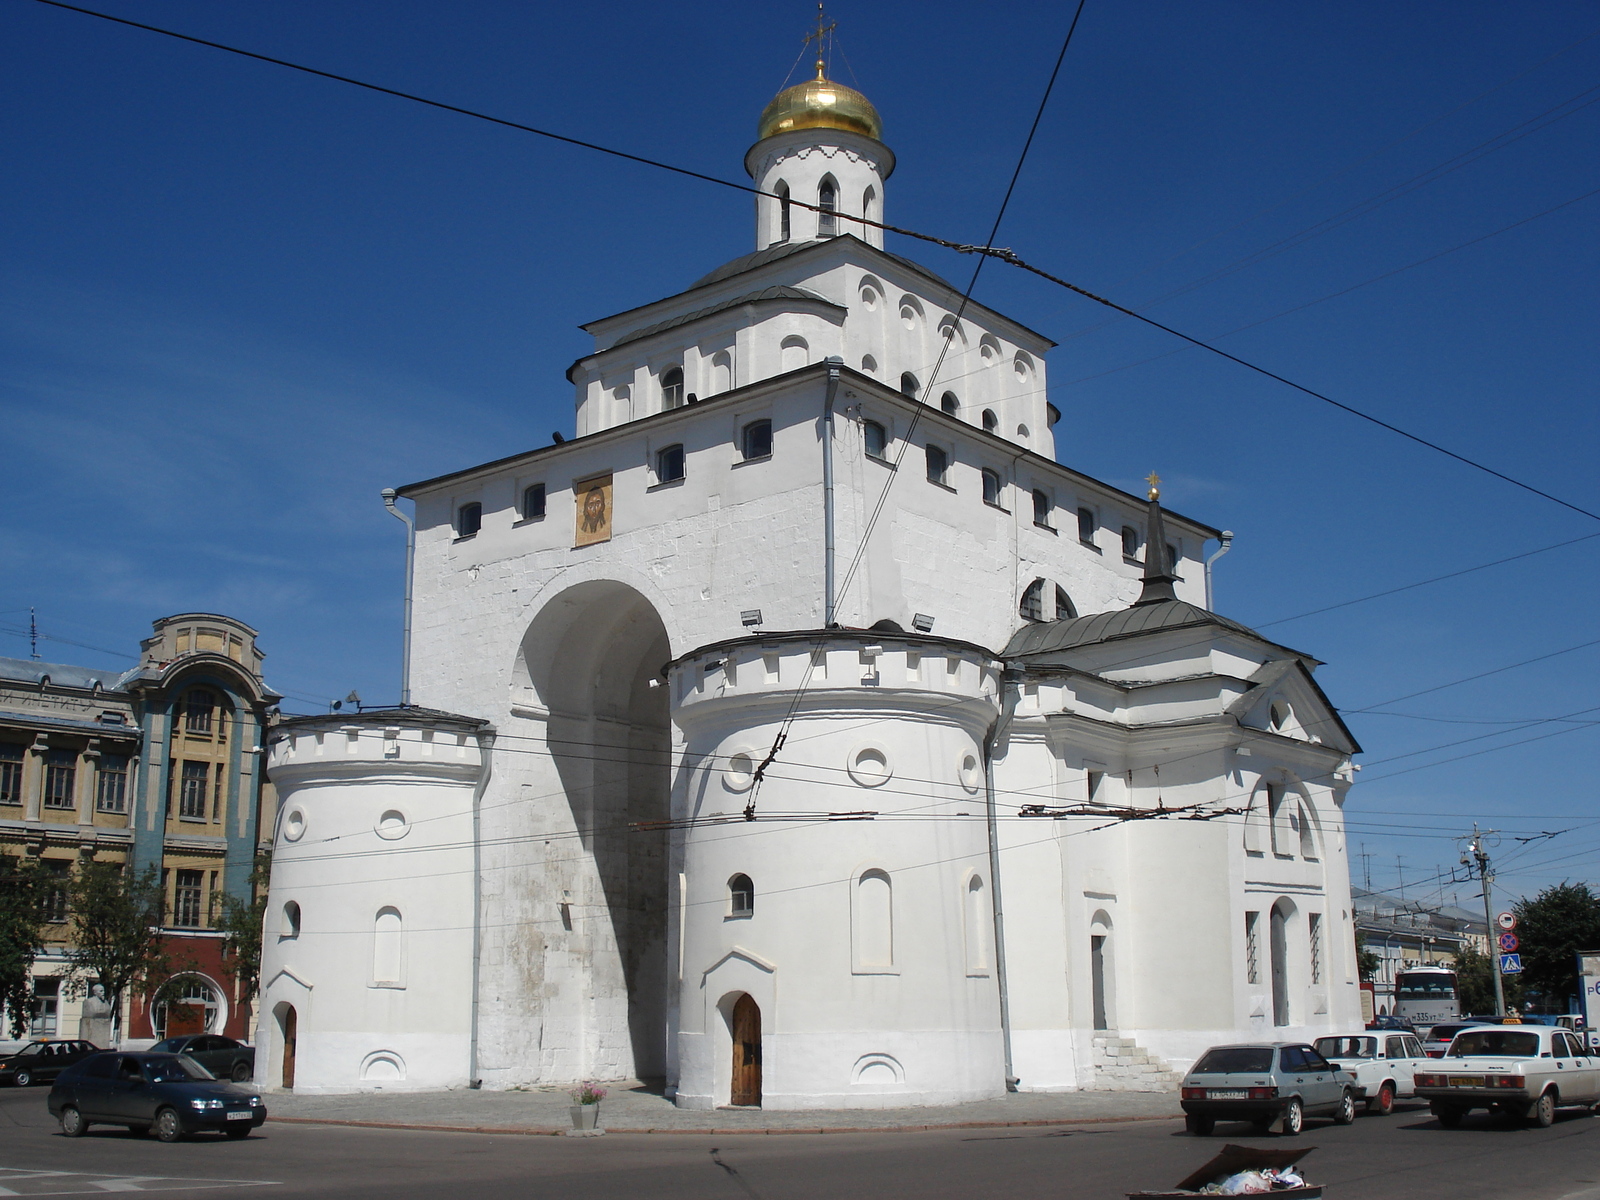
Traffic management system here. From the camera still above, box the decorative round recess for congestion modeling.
[376,810,410,840]
[958,752,982,793]
[848,745,893,788]
[723,751,756,792]
[282,808,307,842]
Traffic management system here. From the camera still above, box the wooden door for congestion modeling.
[281,1006,297,1090]
[730,994,761,1107]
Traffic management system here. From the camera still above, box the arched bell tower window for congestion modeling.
[900,373,920,399]
[729,873,754,917]
[940,392,959,416]
[818,178,837,237]
[982,409,998,433]
[1019,578,1046,623]
[776,181,791,243]
[661,366,684,411]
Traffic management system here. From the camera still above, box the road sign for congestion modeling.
[1500,953,1523,974]
[1499,932,1520,953]
[1497,912,1517,930]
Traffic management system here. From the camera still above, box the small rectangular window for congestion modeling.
[43,750,76,809]
[1032,489,1052,527]
[656,444,685,484]
[1121,525,1139,559]
[521,483,546,520]
[174,869,204,928]
[925,444,948,486]
[741,419,773,461]
[97,754,129,814]
[179,762,209,820]
[981,469,1002,507]
[863,420,887,460]
[0,742,25,805]
[456,502,482,538]
[1077,506,1096,544]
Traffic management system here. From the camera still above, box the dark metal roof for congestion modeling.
[269,706,492,736]
[1002,599,1308,661]
[0,655,126,692]
[690,236,961,294]
[611,286,842,350]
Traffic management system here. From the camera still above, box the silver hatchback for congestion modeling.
[1181,1042,1357,1136]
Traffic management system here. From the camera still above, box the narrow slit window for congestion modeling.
[1077,506,1096,543]
[1032,489,1052,527]
[776,181,791,242]
[925,444,948,486]
[1309,913,1324,984]
[818,179,837,236]
[1121,525,1139,559]
[1245,911,1261,985]
[656,444,685,484]
[456,502,482,538]
[1166,542,1180,574]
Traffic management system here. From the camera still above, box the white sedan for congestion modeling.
[1413,1025,1600,1128]
[1313,1032,1428,1115]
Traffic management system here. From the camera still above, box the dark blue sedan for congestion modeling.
[48,1052,267,1141]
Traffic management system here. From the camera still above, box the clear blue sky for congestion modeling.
[3,1,1596,906]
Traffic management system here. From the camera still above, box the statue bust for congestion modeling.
[79,983,113,1046]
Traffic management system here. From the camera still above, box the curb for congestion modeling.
[268,1111,1182,1137]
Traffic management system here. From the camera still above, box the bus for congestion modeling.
[1393,965,1459,1032]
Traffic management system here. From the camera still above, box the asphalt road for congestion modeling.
[2,1085,1598,1200]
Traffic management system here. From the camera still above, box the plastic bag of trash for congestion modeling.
[1219,1172,1272,1195]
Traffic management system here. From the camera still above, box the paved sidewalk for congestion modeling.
[267,1082,1182,1135]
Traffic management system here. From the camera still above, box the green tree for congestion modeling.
[1514,882,1600,1009]
[1453,943,1524,1015]
[63,861,170,1018]
[214,852,270,1015]
[0,855,49,1040]
[1354,930,1382,981]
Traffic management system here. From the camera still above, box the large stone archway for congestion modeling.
[517,579,672,1080]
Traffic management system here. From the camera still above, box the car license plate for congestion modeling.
[1450,1076,1484,1088]
[226,1111,253,1121]
[1207,1089,1247,1098]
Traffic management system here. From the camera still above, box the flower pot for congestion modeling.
[569,1104,600,1131]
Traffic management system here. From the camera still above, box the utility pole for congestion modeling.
[1359,845,1373,892]
[1464,824,1505,1018]
[29,607,40,660]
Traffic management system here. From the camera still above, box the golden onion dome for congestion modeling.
[757,68,883,143]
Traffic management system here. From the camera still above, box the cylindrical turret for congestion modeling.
[257,709,492,1094]
[745,71,894,251]
[667,630,1004,1109]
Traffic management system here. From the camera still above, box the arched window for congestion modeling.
[981,468,1002,507]
[853,869,893,970]
[863,185,877,227]
[776,181,791,242]
[780,335,809,372]
[522,483,546,521]
[1297,800,1318,859]
[729,873,754,917]
[1121,525,1140,559]
[863,420,887,460]
[925,444,948,486]
[981,409,998,433]
[711,351,733,394]
[940,391,959,416]
[965,875,989,973]
[900,372,919,399]
[741,420,773,461]
[455,502,482,539]
[1019,578,1046,623]
[818,179,837,237]
[373,907,403,986]
[656,444,685,484]
[1032,489,1052,527]
[282,901,301,939]
[661,366,684,410]
[1054,586,1076,620]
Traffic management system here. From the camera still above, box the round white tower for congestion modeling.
[745,66,894,251]
[257,709,492,1094]
[667,629,1005,1110]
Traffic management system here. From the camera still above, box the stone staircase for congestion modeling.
[1089,1034,1181,1092]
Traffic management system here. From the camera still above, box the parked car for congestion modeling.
[1422,1022,1497,1058]
[149,1034,255,1082]
[48,1052,266,1142]
[0,1040,101,1087]
[1365,1015,1416,1033]
[1313,1031,1428,1115]
[1180,1042,1357,1136]
[1413,1025,1600,1128]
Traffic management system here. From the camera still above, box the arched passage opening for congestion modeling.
[274,1002,297,1090]
[517,579,672,1079]
[1270,898,1295,1027]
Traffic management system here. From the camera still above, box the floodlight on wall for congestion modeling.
[741,609,763,627]
[861,645,883,659]
[912,613,936,632]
